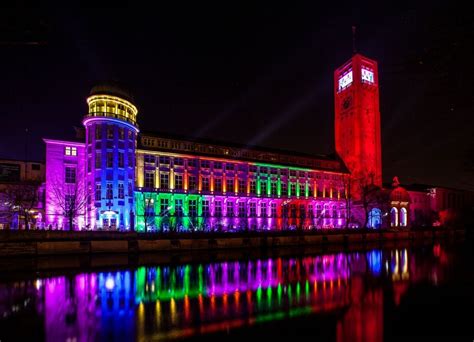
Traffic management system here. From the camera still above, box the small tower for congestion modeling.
[334,54,382,199]
[82,82,139,230]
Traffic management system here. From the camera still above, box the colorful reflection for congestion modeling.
[0,245,450,341]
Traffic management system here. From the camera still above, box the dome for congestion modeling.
[89,81,135,103]
[389,186,411,202]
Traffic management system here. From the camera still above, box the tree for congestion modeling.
[49,172,88,231]
[0,182,39,230]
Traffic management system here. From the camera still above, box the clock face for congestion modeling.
[361,68,374,84]
[342,95,353,110]
[338,71,353,91]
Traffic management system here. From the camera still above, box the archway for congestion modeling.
[368,208,382,229]
[390,207,398,227]
[400,207,407,227]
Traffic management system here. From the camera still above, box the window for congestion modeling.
[249,165,258,173]
[281,182,287,196]
[300,205,306,219]
[65,167,76,184]
[95,184,101,201]
[238,164,247,172]
[238,202,246,218]
[160,173,169,189]
[215,201,222,217]
[107,152,113,168]
[118,128,125,140]
[226,179,234,193]
[188,175,197,191]
[271,203,277,218]
[118,152,124,168]
[118,183,124,199]
[271,182,277,196]
[316,205,322,218]
[65,146,77,156]
[270,168,278,175]
[260,180,267,195]
[332,205,337,218]
[201,160,210,169]
[145,171,155,188]
[189,200,197,217]
[128,130,133,140]
[106,183,113,199]
[214,178,222,192]
[159,156,170,165]
[128,181,133,197]
[308,205,314,218]
[299,183,305,197]
[259,167,268,174]
[187,159,197,167]
[174,158,184,166]
[250,180,257,195]
[227,202,234,217]
[174,174,183,190]
[203,200,210,217]
[214,162,222,170]
[95,125,101,139]
[107,126,114,139]
[238,179,246,193]
[249,202,256,217]
[260,202,267,217]
[290,183,296,197]
[289,170,297,177]
[160,199,169,216]
[175,199,183,217]
[144,155,155,164]
[202,177,210,191]
[225,163,234,171]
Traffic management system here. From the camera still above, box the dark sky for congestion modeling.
[1,2,473,190]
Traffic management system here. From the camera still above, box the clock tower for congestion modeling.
[334,54,382,199]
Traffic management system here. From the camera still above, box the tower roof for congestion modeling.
[89,81,135,103]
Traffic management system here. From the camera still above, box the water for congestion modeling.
[0,242,473,341]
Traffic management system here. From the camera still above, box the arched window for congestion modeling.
[368,208,382,229]
[391,207,398,227]
[400,207,407,227]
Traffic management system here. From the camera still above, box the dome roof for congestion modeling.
[89,81,135,103]
[389,186,411,202]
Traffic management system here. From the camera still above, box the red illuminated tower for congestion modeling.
[334,54,382,199]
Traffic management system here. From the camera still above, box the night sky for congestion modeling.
[1,3,473,190]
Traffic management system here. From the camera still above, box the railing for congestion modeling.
[85,112,136,126]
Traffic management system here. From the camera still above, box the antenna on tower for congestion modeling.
[352,26,357,54]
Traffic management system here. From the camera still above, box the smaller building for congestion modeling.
[0,159,45,229]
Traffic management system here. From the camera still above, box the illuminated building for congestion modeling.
[41,54,472,231]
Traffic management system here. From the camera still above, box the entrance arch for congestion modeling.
[368,208,382,229]
[400,207,407,227]
[390,207,398,227]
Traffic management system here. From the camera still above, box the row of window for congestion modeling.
[143,155,341,180]
[91,151,134,170]
[143,198,345,219]
[95,182,133,200]
[88,124,135,141]
[143,172,342,197]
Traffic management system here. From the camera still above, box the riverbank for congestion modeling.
[0,227,465,257]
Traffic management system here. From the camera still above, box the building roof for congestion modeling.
[89,81,135,104]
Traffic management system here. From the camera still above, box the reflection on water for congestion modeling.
[0,243,460,340]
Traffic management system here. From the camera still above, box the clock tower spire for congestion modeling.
[334,54,382,199]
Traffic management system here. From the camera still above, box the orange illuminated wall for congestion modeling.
[334,54,382,199]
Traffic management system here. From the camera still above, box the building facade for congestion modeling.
[42,53,471,231]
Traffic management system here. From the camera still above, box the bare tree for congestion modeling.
[49,175,88,231]
[0,182,39,230]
